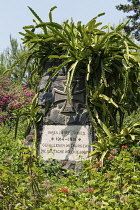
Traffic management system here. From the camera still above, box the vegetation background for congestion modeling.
[0,0,140,209]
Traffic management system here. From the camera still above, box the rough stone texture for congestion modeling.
[28,61,94,171]
[38,62,89,125]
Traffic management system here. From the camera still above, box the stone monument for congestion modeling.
[37,61,94,170]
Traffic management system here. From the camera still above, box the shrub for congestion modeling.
[0,122,140,209]
[0,75,34,125]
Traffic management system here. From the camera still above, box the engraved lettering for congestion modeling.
[39,125,93,161]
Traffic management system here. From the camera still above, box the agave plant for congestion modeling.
[19,6,140,137]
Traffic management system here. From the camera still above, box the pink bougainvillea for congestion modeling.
[0,76,34,124]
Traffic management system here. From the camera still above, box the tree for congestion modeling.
[116,0,140,41]
[19,7,140,135]
[0,36,40,88]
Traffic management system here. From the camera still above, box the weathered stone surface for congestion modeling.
[38,62,89,126]
[39,125,93,161]
[29,61,94,170]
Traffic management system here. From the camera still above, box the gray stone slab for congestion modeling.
[39,125,93,161]
[26,62,95,170]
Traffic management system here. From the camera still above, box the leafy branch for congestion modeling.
[17,6,140,155]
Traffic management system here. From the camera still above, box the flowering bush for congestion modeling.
[1,122,140,210]
[0,7,139,209]
[0,75,34,124]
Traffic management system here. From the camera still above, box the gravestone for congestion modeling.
[37,61,94,170]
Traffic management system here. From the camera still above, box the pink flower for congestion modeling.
[2,97,8,101]
[87,188,94,193]
[106,174,111,178]
[0,101,5,105]
[108,155,114,160]
[26,93,34,97]
[23,86,27,92]
[61,188,69,193]
[132,151,137,154]
[122,145,128,150]
[16,105,22,108]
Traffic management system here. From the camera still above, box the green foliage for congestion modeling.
[0,7,140,210]
[88,117,140,163]
[0,74,42,158]
[20,6,140,135]
[0,124,45,209]
[14,93,44,157]
[0,122,140,209]
[123,108,140,127]
[0,36,40,88]
[116,0,140,41]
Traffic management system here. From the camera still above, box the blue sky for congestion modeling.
[0,0,128,53]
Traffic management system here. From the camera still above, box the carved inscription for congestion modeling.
[39,125,93,161]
